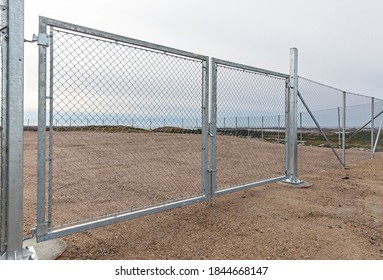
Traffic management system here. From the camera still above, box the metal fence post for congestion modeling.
[284,48,302,185]
[277,114,281,143]
[0,0,8,257]
[299,112,303,144]
[201,58,210,200]
[36,16,49,243]
[47,30,54,230]
[0,0,33,260]
[371,97,374,158]
[342,91,346,167]
[337,107,341,147]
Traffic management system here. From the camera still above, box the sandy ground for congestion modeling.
[23,131,383,259]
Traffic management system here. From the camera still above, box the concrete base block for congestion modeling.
[23,238,67,260]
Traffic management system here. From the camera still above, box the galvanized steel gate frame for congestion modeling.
[34,17,300,243]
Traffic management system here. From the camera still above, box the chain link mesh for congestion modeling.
[297,77,344,172]
[215,63,287,190]
[345,94,383,161]
[46,27,206,228]
[298,77,383,173]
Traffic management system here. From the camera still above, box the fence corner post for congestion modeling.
[284,48,304,185]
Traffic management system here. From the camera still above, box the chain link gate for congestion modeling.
[35,17,298,243]
[210,58,290,196]
[36,17,210,241]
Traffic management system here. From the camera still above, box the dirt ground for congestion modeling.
[23,131,383,260]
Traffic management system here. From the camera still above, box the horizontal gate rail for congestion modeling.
[39,17,208,61]
[38,196,206,242]
[212,58,289,79]
[214,176,288,197]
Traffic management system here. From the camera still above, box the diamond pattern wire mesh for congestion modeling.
[48,28,206,228]
[345,93,375,162]
[215,64,287,190]
[298,77,383,171]
[298,77,346,171]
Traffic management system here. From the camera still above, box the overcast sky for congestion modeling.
[23,0,383,116]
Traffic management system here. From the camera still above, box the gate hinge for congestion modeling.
[36,33,50,47]
[25,33,50,47]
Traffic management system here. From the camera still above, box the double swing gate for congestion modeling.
[35,17,293,242]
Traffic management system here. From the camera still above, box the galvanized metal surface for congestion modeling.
[371,97,374,158]
[209,58,218,197]
[39,16,208,62]
[38,196,206,242]
[285,48,301,184]
[1,0,28,260]
[0,0,7,256]
[373,117,383,155]
[36,17,48,237]
[342,91,346,166]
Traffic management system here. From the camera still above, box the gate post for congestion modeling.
[284,48,303,185]
[0,0,33,260]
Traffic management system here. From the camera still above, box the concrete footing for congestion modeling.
[23,238,66,260]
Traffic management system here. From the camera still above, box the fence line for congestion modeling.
[0,7,381,259]
[298,76,383,170]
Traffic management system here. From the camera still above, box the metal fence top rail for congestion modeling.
[213,57,289,79]
[39,16,209,62]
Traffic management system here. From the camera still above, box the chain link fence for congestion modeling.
[297,77,344,172]
[344,93,383,163]
[32,17,382,242]
[298,77,383,173]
